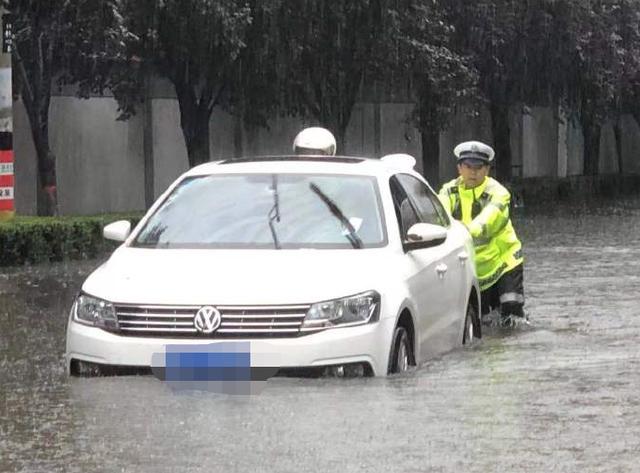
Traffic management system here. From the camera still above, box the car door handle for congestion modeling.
[436,263,448,279]
[458,252,468,265]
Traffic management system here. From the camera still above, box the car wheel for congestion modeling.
[462,302,480,345]
[388,326,413,374]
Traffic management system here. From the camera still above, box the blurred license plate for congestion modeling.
[152,342,251,382]
[151,342,279,384]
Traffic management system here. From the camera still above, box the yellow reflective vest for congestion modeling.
[438,176,523,291]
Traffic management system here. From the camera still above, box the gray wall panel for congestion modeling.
[13,99,38,215]
[209,107,236,160]
[522,107,557,178]
[620,115,640,174]
[566,117,584,176]
[151,99,189,198]
[379,103,421,166]
[599,122,619,174]
[12,90,640,216]
[49,97,145,215]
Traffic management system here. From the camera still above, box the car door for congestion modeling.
[389,176,446,361]
[395,174,468,354]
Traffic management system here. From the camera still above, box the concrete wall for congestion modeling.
[242,114,304,157]
[238,102,418,161]
[151,99,189,198]
[565,116,584,176]
[13,99,37,215]
[14,97,146,215]
[599,121,619,174]
[557,112,585,177]
[521,107,558,178]
[148,99,422,195]
[557,112,568,178]
[49,97,146,214]
[12,89,640,215]
[620,114,640,174]
[379,103,422,159]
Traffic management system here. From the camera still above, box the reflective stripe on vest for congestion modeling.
[479,263,508,289]
[500,292,524,304]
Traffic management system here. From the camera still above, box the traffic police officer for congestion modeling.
[438,141,525,327]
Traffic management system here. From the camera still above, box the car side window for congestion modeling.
[389,177,420,238]
[429,192,450,226]
[396,174,449,227]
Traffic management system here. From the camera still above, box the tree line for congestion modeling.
[8,0,640,215]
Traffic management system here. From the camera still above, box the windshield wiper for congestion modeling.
[268,174,281,249]
[309,183,363,249]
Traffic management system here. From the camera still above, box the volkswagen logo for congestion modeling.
[194,306,221,334]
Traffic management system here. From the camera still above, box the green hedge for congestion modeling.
[0,214,142,267]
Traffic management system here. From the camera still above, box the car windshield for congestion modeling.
[133,173,387,249]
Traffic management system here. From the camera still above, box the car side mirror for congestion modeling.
[404,223,447,251]
[103,220,131,242]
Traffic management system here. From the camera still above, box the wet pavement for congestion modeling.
[2,198,640,472]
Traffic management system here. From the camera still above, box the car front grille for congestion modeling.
[114,304,311,338]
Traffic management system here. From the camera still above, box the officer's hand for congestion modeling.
[466,221,483,238]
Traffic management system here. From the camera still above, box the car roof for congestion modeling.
[183,155,418,178]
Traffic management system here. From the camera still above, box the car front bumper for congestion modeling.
[65,316,396,377]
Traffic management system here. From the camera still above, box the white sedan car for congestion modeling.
[66,153,480,378]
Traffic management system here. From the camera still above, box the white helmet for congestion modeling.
[454,140,495,164]
[292,127,337,156]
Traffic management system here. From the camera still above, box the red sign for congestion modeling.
[0,149,14,211]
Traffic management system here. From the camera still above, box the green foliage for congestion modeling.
[10,0,130,126]
[390,0,478,132]
[445,0,640,119]
[228,0,286,129]
[113,0,256,165]
[0,214,142,267]
[440,0,640,177]
[614,0,640,119]
[277,0,392,145]
[10,0,640,183]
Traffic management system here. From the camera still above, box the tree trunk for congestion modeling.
[174,82,212,168]
[142,75,155,208]
[581,115,600,176]
[489,101,512,182]
[35,150,58,217]
[22,96,58,216]
[613,118,624,174]
[233,113,244,158]
[420,128,440,188]
[335,94,359,156]
[180,106,211,167]
[14,43,58,216]
[373,100,381,158]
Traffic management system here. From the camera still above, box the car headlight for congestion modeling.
[302,290,380,330]
[73,294,118,331]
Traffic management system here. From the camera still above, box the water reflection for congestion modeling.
[2,199,640,472]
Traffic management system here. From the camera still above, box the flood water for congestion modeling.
[2,198,640,472]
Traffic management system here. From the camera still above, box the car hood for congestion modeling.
[83,247,396,305]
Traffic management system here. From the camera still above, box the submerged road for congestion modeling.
[1,198,640,472]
